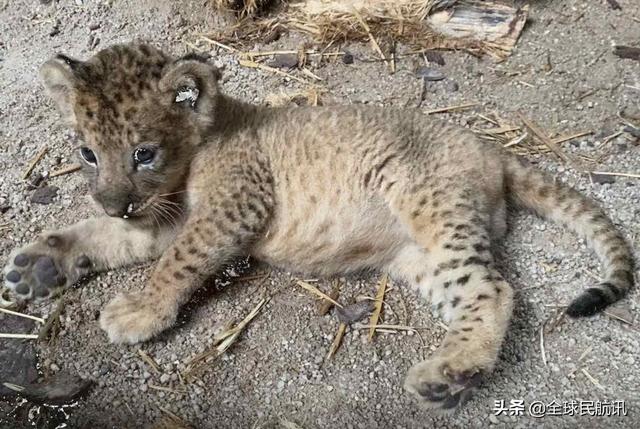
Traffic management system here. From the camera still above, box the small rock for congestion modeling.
[336,301,375,324]
[415,66,445,81]
[425,50,445,66]
[89,23,101,31]
[8,371,92,404]
[342,52,354,65]
[621,105,640,121]
[589,173,616,184]
[49,20,60,37]
[269,54,298,69]
[445,80,459,92]
[623,125,640,139]
[160,373,171,384]
[50,363,60,372]
[489,414,499,424]
[30,185,59,204]
[26,173,45,190]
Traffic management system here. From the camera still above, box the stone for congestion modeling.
[30,185,59,205]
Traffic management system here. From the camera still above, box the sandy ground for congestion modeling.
[0,0,639,428]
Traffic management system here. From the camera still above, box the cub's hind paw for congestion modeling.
[404,356,484,411]
[3,235,92,301]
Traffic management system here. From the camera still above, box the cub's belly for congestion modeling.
[251,199,407,276]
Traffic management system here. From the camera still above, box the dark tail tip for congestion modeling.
[566,287,614,317]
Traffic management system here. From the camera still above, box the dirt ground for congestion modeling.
[1,0,639,428]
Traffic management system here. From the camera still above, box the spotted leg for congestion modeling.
[388,184,514,410]
[3,217,176,300]
[99,161,274,343]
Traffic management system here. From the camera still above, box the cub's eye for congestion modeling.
[79,147,97,165]
[133,147,155,165]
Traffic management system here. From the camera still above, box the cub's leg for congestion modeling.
[388,188,514,410]
[3,218,176,300]
[99,165,273,343]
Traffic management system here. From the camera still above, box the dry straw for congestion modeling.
[209,1,528,60]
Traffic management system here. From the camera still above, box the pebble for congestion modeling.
[415,66,446,81]
[160,373,171,384]
[445,80,459,92]
[30,185,59,204]
[425,50,445,66]
[590,172,616,184]
[269,54,298,69]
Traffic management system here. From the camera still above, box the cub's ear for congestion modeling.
[158,54,221,124]
[39,54,85,126]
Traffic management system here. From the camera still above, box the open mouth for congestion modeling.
[122,194,157,219]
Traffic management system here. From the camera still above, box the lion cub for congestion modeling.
[3,44,634,410]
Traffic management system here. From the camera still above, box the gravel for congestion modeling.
[0,0,639,428]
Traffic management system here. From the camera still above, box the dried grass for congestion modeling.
[183,298,266,379]
[213,0,279,17]
[208,1,528,60]
[368,273,388,341]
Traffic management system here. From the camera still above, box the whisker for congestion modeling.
[152,203,173,227]
[156,201,181,229]
[159,190,187,197]
[148,206,161,230]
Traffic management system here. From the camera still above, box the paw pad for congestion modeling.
[3,248,79,301]
[405,358,484,411]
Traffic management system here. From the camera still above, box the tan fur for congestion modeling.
[3,44,634,410]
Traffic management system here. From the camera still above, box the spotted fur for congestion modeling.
[2,44,634,411]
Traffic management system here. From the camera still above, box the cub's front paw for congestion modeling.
[99,292,177,344]
[3,234,92,300]
[404,355,485,411]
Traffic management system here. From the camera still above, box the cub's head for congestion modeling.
[40,44,222,219]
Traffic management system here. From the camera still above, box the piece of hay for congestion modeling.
[22,146,48,180]
[138,349,162,375]
[154,408,193,429]
[265,86,325,107]
[296,280,343,308]
[368,273,388,341]
[184,298,266,378]
[208,1,528,60]
[0,333,39,339]
[38,298,65,342]
[326,322,347,359]
[580,368,605,391]
[49,163,81,178]
[0,308,45,324]
[317,280,341,315]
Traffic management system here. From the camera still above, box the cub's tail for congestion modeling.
[504,156,634,317]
